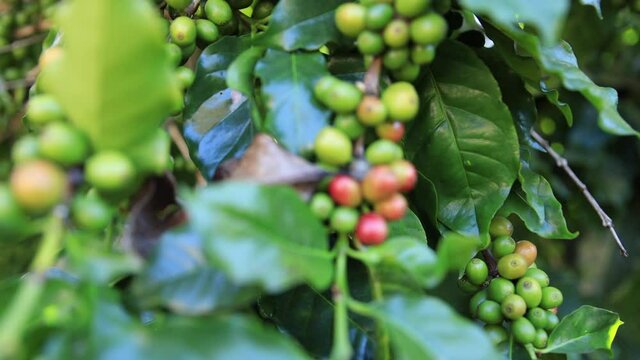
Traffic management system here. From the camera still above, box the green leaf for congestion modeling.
[184,37,257,179]
[459,0,569,45]
[255,0,347,51]
[542,306,623,355]
[387,210,426,240]
[183,182,333,293]
[132,228,260,315]
[47,0,178,150]
[369,295,501,359]
[580,0,602,18]
[406,41,520,245]
[227,47,266,96]
[501,158,578,239]
[255,50,331,154]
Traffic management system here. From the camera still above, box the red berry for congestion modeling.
[374,193,407,220]
[328,175,362,207]
[390,160,417,192]
[356,213,388,245]
[376,122,405,142]
[362,165,399,202]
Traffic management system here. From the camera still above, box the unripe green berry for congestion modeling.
[334,114,365,139]
[477,300,503,325]
[38,122,90,166]
[525,268,550,288]
[465,258,489,285]
[383,20,410,48]
[395,0,430,18]
[381,82,419,122]
[366,3,393,30]
[205,0,234,26]
[85,151,137,194]
[516,277,543,308]
[176,66,195,89]
[11,135,40,164]
[501,294,527,320]
[27,95,65,125]
[331,207,359,233]
[497,253,528,280]
[357,31,385,55]
[166,43,183,67]
[489,216,513,237]
[196,19,220,43]
[335,3,367,37]
[72,195,113,231]
[411,44,436,65]
[492,235,516,258]
[383,48,410,70]
[322,81,363,114]
[533,329,548,349]
[469,289,487,317]
[410,13,448,45]
[392,63,420,81]
[457,277,480,294]
[484,325,508,345]
[314,127,353,166]
[545,311,559,331]
[540,287,563,309]
[170,17,197,46]
[228,0,253,9]
[365,139,403,165]
[487,277,514,303]
[512,318,536,344]
[310,193,334,220]
[527,307,548,329]
[166,0,191,11]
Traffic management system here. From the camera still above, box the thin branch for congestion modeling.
[482,250,499,277]
[0,33,48,55]
[167,121,208,187]
[363,57,382,96]
[185,0,201,17]
[530,129,629,257]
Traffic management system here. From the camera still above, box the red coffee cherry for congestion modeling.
[362,165,399,202]
[328,175,362,207]
[374,193,408,220]
[356,213,388,245]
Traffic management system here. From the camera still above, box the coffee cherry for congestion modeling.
[362,165,399,202]
[411,44,436,65]
[410,13,448,45]
[527,307,548,329]
[228,0,253,9]
[314,127,353,166]
[176,66,195,89]
[38,47,63,69]
[166,0,191,11]
[545,311,559,331]
[381,82,419,122]
[310,193,334,220]
[0,184,29,236]
[390,160,417,192]
[72,195,113,231]
[196,19,220,43]
[11,135,40,164]
[477,300,503,325]
[525,268,550,288]
[395,0,429,18]
[392,62,420,81]
[366,3,393,30]
[323,81,363,114]
[512,318,536,344]
[10,160,67,214]
[253,0,275,19]
[376,122,405,142]
[515,240,538,266]
[85,151,137,194]
[489,216,513,237]
[484,325,508,345]
[357,31,385,55]
[374,193,407,220]
[334,114,365,139]
[365,140,403,165]
[540,287,563,309]
[205,0,234,26]
[497,253,528,280]
[167,43,183,66]
[330,207,359,233]
[38,122,90,167]
[329,175,362,207]
[335,3,367,37]
[356,213,388,245]
[465,258,489,285]
[170,17,197,46]
[383,20,410,48]
[27,95,65,125]
[487,277,515,303]
[516,277,542,308]
[357,96,388,126]
[457,277,480,293]
[491,236,515,259]
[502,294,527,320]
[469,289,487,317]
[383,48,410,70]
[533,329,548,349]
[314,76,340,101]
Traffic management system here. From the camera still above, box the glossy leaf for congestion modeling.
[132,228,259,315]
[387,210,426,240]
[406,41,519,246]
[580,0,602,18]
[255,50,331,154]
[47,0,178,150]
[184,37,257,179]
[183,182,333,293]
[542,306,623,355]
[255,0,347,51]
[370,295,501,359]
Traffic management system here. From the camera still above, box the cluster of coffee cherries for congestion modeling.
[459,217,564,349]
[308,74,419,245]
[335,0,448,81]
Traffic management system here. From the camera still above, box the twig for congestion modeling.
[482,249,498,277]
[0,33,48,55]
[363,57,382,96]
[530,129,629,257]
[185,0,201,17]
[167,121,207,187]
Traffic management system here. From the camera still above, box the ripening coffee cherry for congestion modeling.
[392,62,420,81]
[411,44,436,65]
[489,216,513,237]
[72,195,113,231]
[314,127,353,166]
[525,268,550,288]
[465,258,489,285]
[334,114,365,139]
[10,160,67,214]
[166,43,183,67]
[497,253,528,280]
[253,0,275,19]
[469,289,487,317]
[176,67,195,89]
[166,0,191,11]
[477,300,503,325]
[365,139,403,165]
[383,20,410,48]
[515,240,538,266]
[85,151,137,194]
[487,277,515,303]
[540,287,563,309]
[533,329,548,349]
[27,95,65,125]
[205,0,234,25]
[335,3,367,37]
[38,122,90,167]
[170,17,197,46]
[390,160,417,192]
[362,165,399,202]
[310,193,334,220]
[324,81,363,114]
[366,3,393,30]
[356,213,388,245]
[376,122,405,142]
[410,13,448,45]
[383,48,410,70]
[329,175,362,207]
[395,0,430,18]
[330,207,359,233]
[527,307,548,329]
[11,135,40,164]
[491,235,516,258]
[196,19,220,43]
[357,31,385,55]
[484,325,508,345]
[502,294,527,320]
[357,96,388,126]
[374,193,408,220]
[381,82,419,122]
[545,311,559,331]
[512,318,536,344]
[228,0,253,9]
[516,277,542,308]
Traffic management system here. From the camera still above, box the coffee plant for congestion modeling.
[0,0,635,359]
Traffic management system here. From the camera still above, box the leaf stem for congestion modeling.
[329,233,353,360]
[529,129,629,257]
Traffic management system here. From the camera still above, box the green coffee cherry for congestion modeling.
[38,122,90,166]
[330,207,359,233]
[205,0,234,25]
[484,325,508,345]
[357,96,388,126]
[310,193,334,220]
[11,135,40,164]
[166,0,191,11]
[253,1,275,19]
[525,268,550,288]
[392,62,420,81]
[512,318,536,344]
[72,195,113,231]
[170,17,197,46]
[487,278,514,303]
[533,329,548,349]
[382,82,419,122]
[335,3,367,37]
[314,76,340,101]
[196,19,220,43]
[334,114,365,139]
[357,31,385,55]
[228,0,252,9]
[166,43,183,67]
[527,307,548,329]
[477,300,503,325]
[501,294,527,320]
[411,44,436,65]
[85,151,137,194]
[457,277,480,293]
[545,311,559,331]
[314,127,353,166]
[492,235,516,258]
[497,253,528,280]
[366,3,394,30]
[540,287,563,309]
[410,13,448,45]
[365,139,403,165]
[176,66,195,89]
[27,95,65,125]
[322,81,363,114]
[395,0,430,18]
[489,216,513,237]
[0,184,30,236]
[383,20,410,48]
[465,258,489,285]
[469,289,487,317]
[383,48,410,70]
[516,277,543,308]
